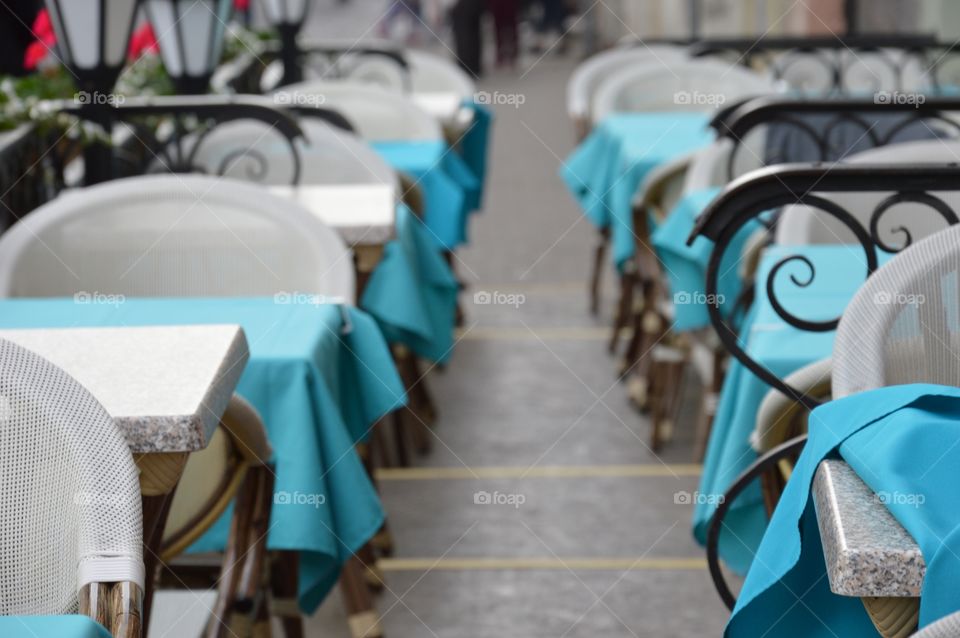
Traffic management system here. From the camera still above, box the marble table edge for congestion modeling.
[813,459,924,598]
[124,325,250,454]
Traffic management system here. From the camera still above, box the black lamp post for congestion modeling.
[144,0,234,95]
[44,0,141,184]
[260,0,312,86]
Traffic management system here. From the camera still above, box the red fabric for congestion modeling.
[128,23,159,61]
[23,9,55,70]
[234,0,250,10]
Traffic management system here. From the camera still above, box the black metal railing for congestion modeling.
[689,163,960,408]
[710,96,960,180]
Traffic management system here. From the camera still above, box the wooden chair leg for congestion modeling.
[648,361,666,451]
[444,251,465,327]
[391,412,410,467]
[357,542,385,592]
[590,227,610,316]
[140,492,176,633]
[370,524,394,558]
[270,552,304,638]
[609,262,637,355]
[339,557,383,638]
[662,358,688,444]
[693,350,726,462]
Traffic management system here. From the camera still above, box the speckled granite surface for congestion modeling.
[0,325,249,454]
[813,459,925,597]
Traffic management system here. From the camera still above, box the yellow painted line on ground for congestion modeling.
[456,327,632,341]
[375,464,701,480]
[378,557,707,571]
[469,282,598,294]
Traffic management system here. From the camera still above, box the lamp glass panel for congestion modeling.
[261,0,283,25]
[289,0,309,24]
[47,0,101,68]
[103,0,139,66]
[145,0,183,76]
[44,1,73,65]
[181,0,216,76]
[209,0,232,69]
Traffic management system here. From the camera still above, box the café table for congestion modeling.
[0,298,406,613]
[0,615,115,638]
[268,183,397,293]
[813,459,924,601]
[561,112,715,268]
[412,92,475,132]
[0,324,249,630]
[693,243,878,573]
[373,140,480,251]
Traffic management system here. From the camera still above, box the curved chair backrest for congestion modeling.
[833,224,960,398]
[590,59,778,125]
[273,80,442,142]
[839,48,932,94]
[776,139,960,246]
[407,49,476,98]
[0,338,143,616]
[911,610,960,637]
[769,48,932,94]
[181,119,399,189]
[0,174,355,300]
[639,151,695,221]
[566,45,689,122]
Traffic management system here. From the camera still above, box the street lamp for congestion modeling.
[44,0,141,94]
[44,0,141,184]
[261,0,312,86]
[145,0,234,94]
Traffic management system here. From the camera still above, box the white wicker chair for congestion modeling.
[0,338,144,637]
[0,174,355,301]
[833,223,960,398]
[590,59,779,126]
[776,140,960,246]
[406,49,475,99]
[273,80,442,142]
[566,45,689,137]
[177,119,400,189]
[912,611,960,637]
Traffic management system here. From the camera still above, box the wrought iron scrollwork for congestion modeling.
[685,35,960,94]
[62,95,306,185]
[689,164,960,408]
[714,96,960,182]
[869,191,960,253]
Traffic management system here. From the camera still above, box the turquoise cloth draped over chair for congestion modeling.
[560,113,715,268]
[0,616,112,638]
[457,101,493,210]
[728,384,960,636]
[362,205,460,364]
[692,245,877,573]
[374,141,480,250]
[0,298,405,613]
[650,187,742,333]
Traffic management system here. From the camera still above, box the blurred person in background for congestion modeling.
[532,0,568,54]
[379,0,426,44]
[488,0,519,69]
[451,0,484,77]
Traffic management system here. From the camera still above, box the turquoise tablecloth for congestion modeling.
[362,205,459,363]
[0,616,111,638]
[692,244,877,573]
[374,141,480,250]
[560,113,715,268]
[729,384,960,636]
[651,187,738,332]
[458,100,493,210]
[0,297,406,613]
